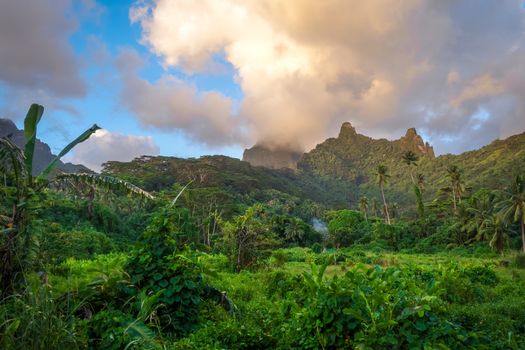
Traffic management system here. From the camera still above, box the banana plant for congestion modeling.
[0,104,153,297]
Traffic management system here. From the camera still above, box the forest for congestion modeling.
[1,104,525,349]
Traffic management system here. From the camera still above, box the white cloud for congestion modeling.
[67,129,160,172]
[130,0,525,154]
[116,49,246,147]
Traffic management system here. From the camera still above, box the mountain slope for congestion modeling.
[103,123,525,212]
[0,118,91,175]
[299,122,525,207]
[102,155,351,206]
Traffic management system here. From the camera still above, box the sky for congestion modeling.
[1,0,525,171]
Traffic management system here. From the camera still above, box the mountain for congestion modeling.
[242,145,302,169]
[299,122,434,180]
[104,122,525,214]
[0,118,91,175]
[242,122,434,170]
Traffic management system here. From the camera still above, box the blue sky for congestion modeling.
[1,0,525,171]
[64,0,244,159]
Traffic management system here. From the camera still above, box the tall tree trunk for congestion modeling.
[452,189,457,213]
[380,184,391,225]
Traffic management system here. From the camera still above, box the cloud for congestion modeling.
[67,129,160,172]
[131,0,525,154]
[0,0,87,119]
[115,49,246,147]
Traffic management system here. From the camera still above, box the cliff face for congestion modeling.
[242,121,435,171]
[396,128,434,157]
[297,121,436,183]
[0,118,91,175]
[242,145,302,169]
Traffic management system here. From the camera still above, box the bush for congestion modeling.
[327,210,369,247]
[281,264,480,349]
[514,253,525,269]
[310,242,322,254]
[39,228,115,263]
[123,208,205,334]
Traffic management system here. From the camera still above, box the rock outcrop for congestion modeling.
[242,145,302,169]
[397,128,435,157]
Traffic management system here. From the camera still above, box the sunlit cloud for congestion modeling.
[131,0,525,154]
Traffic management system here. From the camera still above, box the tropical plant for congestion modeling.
[371,197,380,217]
[359,196,369,221]
[0,104,153,297]
[122,207,204,334]
[221,205,280,272]
[376,165,391,224]
[402,151,419,185]
[497,175,525,252]
[0,104,100,296]
[446,165,465,213]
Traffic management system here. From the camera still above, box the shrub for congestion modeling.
[123,208,205,334]
[514,253,525,269]
[310,242,322,254]
[281,264,480,349]
[327,210,369,247]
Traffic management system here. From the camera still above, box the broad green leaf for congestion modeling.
[23,103,44,178]
[38,124,101,180]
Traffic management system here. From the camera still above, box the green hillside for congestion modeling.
[104,124,525,215]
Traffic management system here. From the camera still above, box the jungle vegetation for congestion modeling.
[1,104,525,349]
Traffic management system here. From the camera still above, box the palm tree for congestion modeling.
[489,215,508,254]
[417,173,425,190]
[371,198,380,217]
[359,196,369,221]
[376,165,391,224]
[402,151,419,184]
[390,202,399,219]
[413,173,426,218]
[464,191,495,243]
[446,165,464,213]
[497,175,525,252]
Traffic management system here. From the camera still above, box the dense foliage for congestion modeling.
[1,104,525,349]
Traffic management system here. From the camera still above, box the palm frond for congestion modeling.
[37,124,101,181]
[0,137,26,187]
[56,173,154,200]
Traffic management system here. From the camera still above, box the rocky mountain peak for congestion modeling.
[339,121,357,138]
[398,127,434,157]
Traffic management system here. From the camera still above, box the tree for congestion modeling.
[489,215,508,254]
[222,205,279,272]
[497,175,525,252]
[446,165,464,213]
[327,210,368,247]
[376,165,391,224]
[464,190,495,243]
[390,202,399,220]
[371,198,380,217]
[0,104,153,296]
[402,151,419,184]
[416,173,425,190]
[359,196,369,222]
